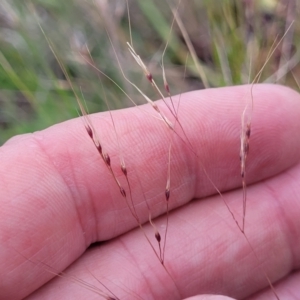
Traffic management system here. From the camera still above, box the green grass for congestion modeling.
[0,0,299,144]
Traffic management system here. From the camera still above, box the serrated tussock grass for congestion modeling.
[1,1,300,299]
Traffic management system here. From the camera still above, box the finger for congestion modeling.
[246,270,300,300]
[26,161,300,300]
[1,84,300,299]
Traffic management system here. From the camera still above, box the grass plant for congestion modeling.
[1,1,300,299]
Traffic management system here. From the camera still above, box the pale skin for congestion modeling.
[1,85,300,300]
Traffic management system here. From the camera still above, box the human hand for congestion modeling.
[1,85,300,300]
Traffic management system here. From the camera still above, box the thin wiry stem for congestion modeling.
[14,247,119,300]
[83,47,140,223]
[78,51,161,121]
[239,21,295,233]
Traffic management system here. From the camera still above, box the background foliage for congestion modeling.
[0,0,299,144]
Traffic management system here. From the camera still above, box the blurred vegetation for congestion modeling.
[0,0,299,144]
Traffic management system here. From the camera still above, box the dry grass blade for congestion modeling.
[171,5,209,88]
